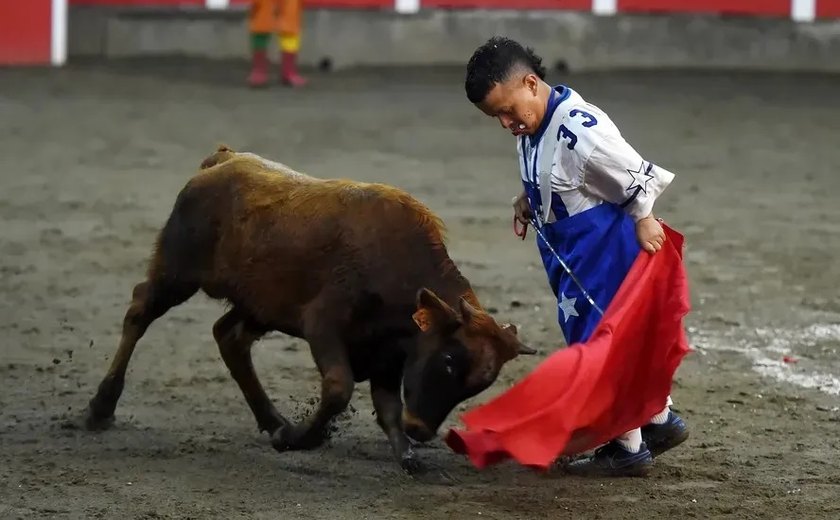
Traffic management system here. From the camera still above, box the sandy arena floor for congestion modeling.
[1,60,839,519]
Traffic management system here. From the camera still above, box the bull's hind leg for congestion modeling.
[271,328,355,452]
[213,308,289,434]
[86,278,197,430]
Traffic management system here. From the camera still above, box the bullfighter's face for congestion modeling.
[400,288,535,442]
[475,71,547,138]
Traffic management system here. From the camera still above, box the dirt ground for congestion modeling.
[1,59,839,519]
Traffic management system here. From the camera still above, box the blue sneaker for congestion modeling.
[565,441,653,477]
[642,412,689,457]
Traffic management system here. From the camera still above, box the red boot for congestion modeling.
[248,49,270,88]
[281,51,308,88]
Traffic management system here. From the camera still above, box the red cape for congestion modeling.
[445,224,692,470]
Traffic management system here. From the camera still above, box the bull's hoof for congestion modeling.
[270,423,325,452]
[401,455,456,486]
[400,453,427,475]
[269,423,293,452]
[84,407,115,431]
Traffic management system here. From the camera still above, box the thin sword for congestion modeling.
[528,219,605,317]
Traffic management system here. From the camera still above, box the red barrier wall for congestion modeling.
[0,0,53,64]
[818,0,840,16]
[70,0,392,7]
[618,0,790,17]
[422,0,588,9]
[65,0,840,19]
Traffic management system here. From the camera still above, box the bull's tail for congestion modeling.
[199,144,238,170]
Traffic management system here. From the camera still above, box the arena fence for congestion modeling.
[3,0,839,66]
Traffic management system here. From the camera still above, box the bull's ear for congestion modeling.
[413,288,460,333]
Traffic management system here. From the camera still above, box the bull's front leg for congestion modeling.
[271,331,355,452]
[369,372,424,475]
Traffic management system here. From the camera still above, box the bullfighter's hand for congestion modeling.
[512,191,532,226]
[636,215,666,254]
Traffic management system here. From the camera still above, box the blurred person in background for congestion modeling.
[247,0,307,88]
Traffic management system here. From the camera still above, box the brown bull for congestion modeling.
[84,145,535,474]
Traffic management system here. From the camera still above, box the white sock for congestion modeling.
[650,395,674,425]
[616,428,642,453]
[650,406,670,425]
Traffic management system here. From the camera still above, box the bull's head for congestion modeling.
[401,287,536,442]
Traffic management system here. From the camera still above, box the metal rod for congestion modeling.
[529,219,605,317]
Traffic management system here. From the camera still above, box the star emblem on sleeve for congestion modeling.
[625,160,654,195]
